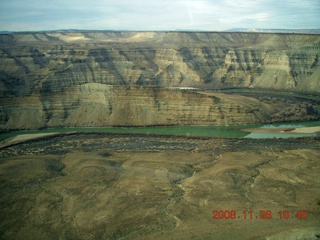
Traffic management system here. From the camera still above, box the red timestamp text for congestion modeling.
[211,210,308,220]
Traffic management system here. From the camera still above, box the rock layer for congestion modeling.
[0,32,320,96]
[0,84,273,130]
[1,31,319,129]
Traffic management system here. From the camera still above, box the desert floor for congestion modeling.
[0,133,319,239]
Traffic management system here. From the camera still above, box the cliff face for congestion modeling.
[0,32,319,97]
[0,84,274,130]
[1,32,319,130]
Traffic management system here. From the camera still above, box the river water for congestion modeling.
[1,120,319,141]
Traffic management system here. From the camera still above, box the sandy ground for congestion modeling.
[290,126,320,133]
[10,133,59,142]
[0,132,75,149]
[0,133,319,240]
[242,126,320,134]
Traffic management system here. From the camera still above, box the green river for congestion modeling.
[0,120,319,142]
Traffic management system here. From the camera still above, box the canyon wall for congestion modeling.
[0,84,274,130]
[0,32,319,96]
[0,32,319,130]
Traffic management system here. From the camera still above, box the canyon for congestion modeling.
[1,31,320,240]
[0,31,320,129]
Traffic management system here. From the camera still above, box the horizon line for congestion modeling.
[1,28,320,34]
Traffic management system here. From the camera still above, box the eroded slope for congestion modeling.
[0,32,319,96]
[0,84,274,130]
[1,32,319,130]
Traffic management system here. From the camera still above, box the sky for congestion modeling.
[0,0,319,31]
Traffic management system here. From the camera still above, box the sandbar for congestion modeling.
[242,126,320,134]
[0,132,74,149]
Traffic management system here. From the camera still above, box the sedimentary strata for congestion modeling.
[1,31,319,129]
[0,84,276,130]
[1,31,320,96]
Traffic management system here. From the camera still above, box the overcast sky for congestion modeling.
[0,0,319,31]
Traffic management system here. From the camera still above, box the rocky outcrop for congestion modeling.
[0,32,319,97]
[1,31,319,130]
[0,84,275,130]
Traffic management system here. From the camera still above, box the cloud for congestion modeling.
[0,0,319,31]
[219,13,269,24]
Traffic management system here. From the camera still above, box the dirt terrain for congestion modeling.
[0,133,319,239]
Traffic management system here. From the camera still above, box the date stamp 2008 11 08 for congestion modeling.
[212,210,308,220]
